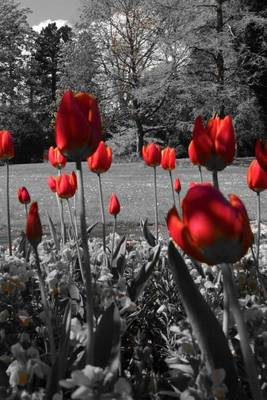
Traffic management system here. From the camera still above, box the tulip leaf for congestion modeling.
[94,303,121,373]
[140,218,157,247]
[46,301,71,397]
[46,211,60,251]
[87,221,98,235]
[112,235,126,261]
[128,244,161,301]
[168,241,238,398]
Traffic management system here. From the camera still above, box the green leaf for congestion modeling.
[168,242,238,398]
[140,218,156,247]
[46,211,60,251]
[128,244,161,301]
[94,303,121,373]
[87,221,98,235]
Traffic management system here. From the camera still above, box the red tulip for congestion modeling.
[247,159,267,193]
[48,146,67,169]
[87,141,112,174]
[56,172,77,199]
[173,177,181,193]
[17,187,31,204]
[26,202,42,248]
[161,147,176,170]
[108,193,120,216]
[0,130,14,160]
[188,115,235,171]
[55,90,102,161]
[48,176,57,193]
[255,138,267,170]
[142,143,161,167]
[167,183,253,265]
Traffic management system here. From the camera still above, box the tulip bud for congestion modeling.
[255,138,267,170]
[161,147,176,170]
[142,143,161,167]
[108,193,120,216]
[17,187,31,205]
[48,176,57,193]
[0,130,14,161]
[87,141,112,174]
[26,202,42,248]
[247,159,267,193]
[56,172,77,199]
[173,177,181,193]
[48,146,67,169]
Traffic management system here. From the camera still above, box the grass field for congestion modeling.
[0,159,266,246]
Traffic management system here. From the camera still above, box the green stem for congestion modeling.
[24,204,28,218]
[223,279,230,339]
[76,161,94,365]
[33,247,56,364]
[73,195,78,238]
[66,199,84,280]
[97,174,106,253]
[6,162,12,255]
[153,167,159,242]
[198,165,203,183]
[221,263,263,400]
[256,193,261,263]
[169,170,176,208]
[212,170,219,189]
[111,216,117,263]
[57,170,66,245]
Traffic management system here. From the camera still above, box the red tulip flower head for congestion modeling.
[48,146,67,169]
[255,138,267,170]
[26,202,43,248]
[173,177,181,193]
[167,183,253,265]
[188,115,235,171]
[161,147,176,170]
[0,131,14,161]
[108,193,120,217]
[87,141,112,174]
[56,90,102,161]
[17,187,31,205]
[56,172,77,199]
[142,143,161,167]
[48,176,57,193]
[247,159,267,193]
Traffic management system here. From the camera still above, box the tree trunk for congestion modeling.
[216,0,225,117]
[135,117,144,157]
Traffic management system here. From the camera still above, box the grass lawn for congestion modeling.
[0,159,265,246]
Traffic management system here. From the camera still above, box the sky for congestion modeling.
[18,0,81,31]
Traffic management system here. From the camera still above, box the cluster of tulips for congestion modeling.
[1,89,267,399]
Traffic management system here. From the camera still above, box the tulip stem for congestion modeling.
[212,170,219,189]
[66,199,83,280]
[33,246,56,365]
[24,204,28,217]
[256,193,261,263]
[76,161,94,365]
[97,174,106,253]
[198,166,203,183]
[222,278,230,339]
[221,263,263,400]
[57,170,66,245]
[169,170,176,208]
[111,216,117,264]
[6,162,12,255]
[153,166,159,242]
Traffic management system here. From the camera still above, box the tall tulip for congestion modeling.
[167,183,253,265]
[88,141,112,253]
[0,130,15,255]
[188,115,235,188]
[173,177,181,210]
[142,143,161,241]
[26,202,55,363]
[55,90,102,162]
[255,138,267,170]
[108,193,120,261]
[247,159,267,264]
[161,146,176,206]
[48,146,67,169]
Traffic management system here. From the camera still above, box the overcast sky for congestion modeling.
[19,0,80,30]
